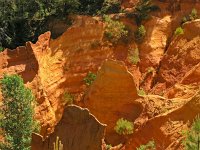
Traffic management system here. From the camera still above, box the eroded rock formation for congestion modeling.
[84,60,142,145]
[32,105,106,150]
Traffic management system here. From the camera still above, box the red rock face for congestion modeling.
[32,105,106,150]
[84,60,142,145]
[156,20,200,88]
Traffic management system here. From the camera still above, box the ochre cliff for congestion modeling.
[0,0,200,149]
[84,60,141,145]
[31,105,106,150]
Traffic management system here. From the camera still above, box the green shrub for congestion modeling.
[174,27,184,36]
[147,67,154,73]
[189,8,198,21]
[136,140,156,150]
[182,8,199,24]
[63,92,74,105]
[104,15,128,44]
[183,116,200,150]
[0,46,4,52]
[128,48,140,65]
[84,71,97,86]
[128,0,159,25]
[137,88,146,96]
[114,118,134,135]
[53,136,63,150]
[134,25,146,43]
[0,74,35,150]
[101,0,121,14]
[106,144,112,150]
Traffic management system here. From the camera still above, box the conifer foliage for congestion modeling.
[0,75,35,150]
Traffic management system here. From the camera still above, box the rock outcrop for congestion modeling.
[125,89,200,149]
[156,19,200,88]
[32,105,106,150]
[84,60,141,145]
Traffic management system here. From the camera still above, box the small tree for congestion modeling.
[0,74,35,150]
[183,116,200,150]
[114,118,134,135]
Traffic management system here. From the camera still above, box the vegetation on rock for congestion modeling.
[128,48,140,65]
[84,72,97,86]
[183,116,200,150]
[101,0,121,14]
[174,27,184,36]
[114,118,134,135]
[0,74,36,150]
[134,25,146,43]
[128,0,159,25]
[136,140,156,150]
[63,92,74,105]
[104,15,128,44]
[182,8,199,24]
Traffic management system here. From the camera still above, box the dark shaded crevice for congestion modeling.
[150,35,173,89]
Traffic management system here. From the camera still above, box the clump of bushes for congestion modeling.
[84,71,97,86]
[182,8,199,24]
[136,140,156,150]
[63,92,74,105]
[128,0,159,25]
[134,25,146,43]
[104,15,128,44]
[101,0,121,14]
[183,116,200,149]
[174,27,184,36]
[128,48,140,65]
[114,118,134,135]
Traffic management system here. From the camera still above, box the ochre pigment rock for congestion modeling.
[84,60,142,145]
[32,105,106,150]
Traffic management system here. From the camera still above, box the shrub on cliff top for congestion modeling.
[104,15,128,44]
[182,8,199,24]
[114,118,134,135]
[101,0,121,14]
[127,0,159,25]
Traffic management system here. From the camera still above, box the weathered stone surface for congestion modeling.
[32,105,106,150]
[84,60,141,145]
[156,19,200,88]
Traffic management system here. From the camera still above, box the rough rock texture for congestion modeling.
[84,60,141,145]
[125,89,200,149]
[32,105,106,150]
[156,19,200,88]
